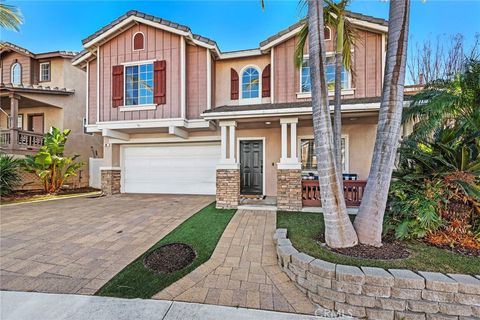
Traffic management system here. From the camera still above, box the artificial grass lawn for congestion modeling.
[96,203,236,299]
[277,211,480,275]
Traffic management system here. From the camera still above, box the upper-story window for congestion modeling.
[133,32,145,51]
[300,56,350,93]
[324,26,332,41]
[11,63,21,85]
[125,63,153,106]
[39,62,51,82]
[241,67,260,99]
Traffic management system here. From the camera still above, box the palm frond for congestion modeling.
[294,19,309,68]
[0,3,23,32]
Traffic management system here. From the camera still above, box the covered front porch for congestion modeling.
[210,113,376,211]
[0,85,70,154]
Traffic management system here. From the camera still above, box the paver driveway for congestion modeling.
[0,194,214,295]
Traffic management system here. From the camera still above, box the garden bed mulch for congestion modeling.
[1,187,100,204]
[143,243,196,273]
[315,234,411,260]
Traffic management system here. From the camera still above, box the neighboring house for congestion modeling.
[0,42,103,189]
[73,10,408,210]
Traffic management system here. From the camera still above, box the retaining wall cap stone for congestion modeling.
[336,264,365,284]
[388,269,425,289]
[447,274,480,295]
[419,271,459,293]
[309,259,336,278]
[277,238,292,246]
[362,266,395,286]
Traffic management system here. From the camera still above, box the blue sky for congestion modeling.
[2,0,479,54]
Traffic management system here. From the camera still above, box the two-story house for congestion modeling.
[73,10,391,210]
[0,42,103,189]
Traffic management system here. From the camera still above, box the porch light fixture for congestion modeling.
[265,121,271,125]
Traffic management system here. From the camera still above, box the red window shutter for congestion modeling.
[262,64,271,97]
[112,65,124,108]
[231,68,239,100]
[154,60,166,105]
[133,33,144,50]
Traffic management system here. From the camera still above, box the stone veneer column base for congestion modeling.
[216,169,240,209]
[101,169,121,195]
[277,169,302,211]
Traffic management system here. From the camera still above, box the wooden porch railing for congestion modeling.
[1,129,44,152]
[302,179,367,207]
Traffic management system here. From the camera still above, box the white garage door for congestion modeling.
[123,143,220,195]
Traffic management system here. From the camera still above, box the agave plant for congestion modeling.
[0,153,21,196]
[22,127,84,194]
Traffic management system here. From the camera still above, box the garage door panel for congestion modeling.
[123,144,220,195]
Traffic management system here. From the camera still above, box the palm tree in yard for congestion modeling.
[295,0,355,180]
[0,3,23,31]
[306,0,358,248]
[353,0,411,246]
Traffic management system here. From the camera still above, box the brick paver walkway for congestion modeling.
[154,210,316,315]
[1,194,213,295]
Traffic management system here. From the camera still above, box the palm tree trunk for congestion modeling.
[353,0,411,246]
[308,0,358,248]
[333,15,344,182]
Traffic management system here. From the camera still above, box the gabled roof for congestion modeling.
[259,10,388,50]
[73,9,388,66]
[0,42,77,59]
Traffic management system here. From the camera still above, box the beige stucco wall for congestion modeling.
[105,116,376,196]
[214,54,271,107]
[0,106,63,130]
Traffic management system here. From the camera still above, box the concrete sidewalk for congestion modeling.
[0,291,350,320]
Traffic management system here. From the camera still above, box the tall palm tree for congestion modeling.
[353,0,411,246]
[307,0,358,248]
[295,0,355,180]
[0,3,23,31]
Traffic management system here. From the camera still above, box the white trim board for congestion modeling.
[237,137,266,197]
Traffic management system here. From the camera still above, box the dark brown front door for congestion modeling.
[240,140,263,195]
[27,114,44,133]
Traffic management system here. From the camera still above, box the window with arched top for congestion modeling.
[241,67,260,99]
[133,32,145,51]
[324,26,332,41]
[11,63,22,85]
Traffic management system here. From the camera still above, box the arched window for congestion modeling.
[324,26,332,41]
[241,67,260,99]
[11,63,21,85]
[133,32,144,51]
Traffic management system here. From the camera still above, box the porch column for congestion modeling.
[9,94,20,151]
[277,117,302,211]
[216,120,240,209]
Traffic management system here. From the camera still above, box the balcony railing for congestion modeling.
[1,129,44,153]
[302,179,367,207]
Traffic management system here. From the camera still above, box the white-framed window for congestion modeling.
[39,62,50,82]
[241,66,260,100]
[300,135,349,173]
[125,63,154,106]
[11,62,21,85]
[300,56,350,93]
